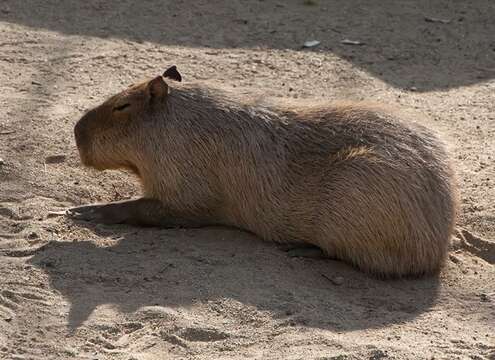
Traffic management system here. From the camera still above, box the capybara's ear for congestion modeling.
[147,76,168,100]
[163,65,182,82]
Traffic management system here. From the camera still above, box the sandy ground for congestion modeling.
[0,1,494,359]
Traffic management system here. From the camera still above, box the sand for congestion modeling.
[0,1,494,359]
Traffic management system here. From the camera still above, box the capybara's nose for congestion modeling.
[74,110,93,149]
[74,118,87,149]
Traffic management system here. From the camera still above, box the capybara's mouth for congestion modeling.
[75,143,108,171]
[76,147,92,167]
[74,128,91,167]
[74,120,87,150]
[74,113,97,168]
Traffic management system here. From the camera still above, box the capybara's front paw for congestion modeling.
[67,203,127,224]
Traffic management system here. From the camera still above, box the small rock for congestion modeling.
[0,158,4,166]
[27,232,39,240]
[449,254,461,264]
[0,207,14,218]
[303,40,320,48]
[479,293,489,302]
[369,349,388,359]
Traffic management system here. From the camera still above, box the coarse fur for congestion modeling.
[74,74,458,278]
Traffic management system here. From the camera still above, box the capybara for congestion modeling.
[70,66,458,277]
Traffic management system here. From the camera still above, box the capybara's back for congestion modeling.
[272,102,458,277]
[204,98,458,277]
[74,74,458,278]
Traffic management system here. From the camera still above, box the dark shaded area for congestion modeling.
[29,222,440,330]
[0,0,494,90]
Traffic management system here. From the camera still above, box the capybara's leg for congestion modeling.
[286,246,325,259]
[67,198,210,228]
[67,202,128,224]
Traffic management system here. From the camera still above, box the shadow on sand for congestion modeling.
[1,0,494,91]
[29,221,441,331]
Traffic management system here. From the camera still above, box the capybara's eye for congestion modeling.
[113,103,130,112]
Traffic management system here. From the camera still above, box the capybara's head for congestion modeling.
[74,66,182,171]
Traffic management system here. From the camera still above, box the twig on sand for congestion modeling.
[321,273,344,285]
[424,16,451,24]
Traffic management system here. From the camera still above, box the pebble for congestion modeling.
[27,232,39,240]
[449,254,461,264]
[303,40,320,48]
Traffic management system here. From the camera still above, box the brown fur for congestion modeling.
[74,75,458,277]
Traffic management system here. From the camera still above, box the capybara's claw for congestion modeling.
[66,205,104,222]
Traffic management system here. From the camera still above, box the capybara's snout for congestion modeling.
[74,109,95,151]
[74,109,100,166]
